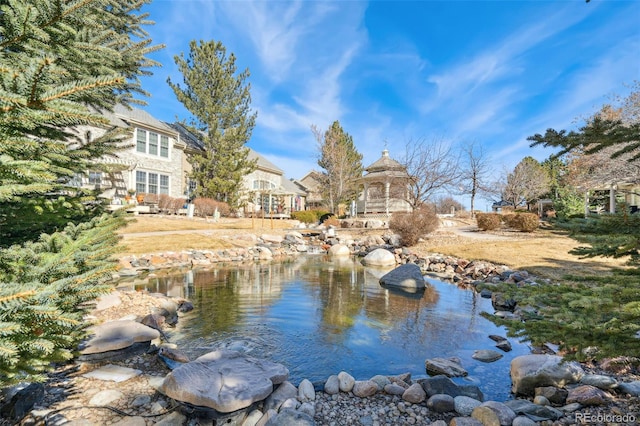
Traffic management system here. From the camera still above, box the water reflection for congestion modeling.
[127,256,529,400]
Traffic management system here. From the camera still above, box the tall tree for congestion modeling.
[0,0,159,385]
[0,0,161,244]
[169,40,257,208]
[313,121,363,214]
[459,141,491,217]
[400,138,460,209]
[502,156,550,209]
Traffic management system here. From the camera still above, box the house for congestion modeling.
[356,149,412,216]
[292,171,324,211]
[240,150,307,218]
[73,104,192,203]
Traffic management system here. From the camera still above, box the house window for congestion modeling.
[135,128,170,158]
[136,129,147,153]
[160,135,169,158]
[136,170,170,195]
[88,171,102,185]
[253,179,276,190]
[149,133,158,156]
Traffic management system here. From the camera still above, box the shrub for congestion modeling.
[509,213,539,232]
[501,213,517,228]
[193,198,230,217]
[291,210,318,223]
[158,195,186,214]
[323,216,341,227]
[476,213,501,231]
[389,207,439,246]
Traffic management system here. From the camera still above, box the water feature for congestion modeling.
[127,256,531,401]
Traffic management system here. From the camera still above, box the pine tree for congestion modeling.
[168,40,257,209]
[313,121,363,215]
[0,0,159,385]
[0,0,161,244]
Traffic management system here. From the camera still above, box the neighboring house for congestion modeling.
[74,104,190,202]
[588,178,640,215]
[356,149,412,216]
[293,171,324,210]
[241,150,307,217]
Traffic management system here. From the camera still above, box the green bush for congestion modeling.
[510,213,540,232]
[291,209,330,224]
[476,213,501,231]
[389,208,439,246]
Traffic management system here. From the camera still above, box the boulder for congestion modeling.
[297,379,315,402]
[264,381,298,411]
[402,383,426,404]
[510,355,584,396]
[534,386,568,405]
[619,380,640,396]
[379,263,426,290]
[504,399,563,421]
[419,375,462,397]
[338,371,355,392]
[454,395,482,416]
[362,248,396,266]
[328,244,350,257]
[566,385,611,406]
[427,394,455,413]
[265,409,314,426]
[0,383,44,423]
[160,350,289,413]
[78,320,160,361]
[352,380,378,397]
[472,349,503,363]
[324,375,339,395]
[425,357,468,377]
[579,374,618,390]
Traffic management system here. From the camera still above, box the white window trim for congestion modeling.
[135,128,171,160]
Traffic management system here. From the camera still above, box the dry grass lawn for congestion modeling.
[116,215,628,281]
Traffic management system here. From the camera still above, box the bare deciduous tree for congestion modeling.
[399,138,461,209]
[459,141,492,217]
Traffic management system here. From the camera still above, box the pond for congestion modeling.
[126,256,531,401]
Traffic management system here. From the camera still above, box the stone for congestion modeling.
[158,346,190,370]
[263,381,298,412]
[265,409,314,426]
[161,349,289,413]
[510,354,584,395]
[495,340,512,352]
[154,411,188,426]
[419,375,462,397]
[130,395,151,407]
[78,319,160,359]
[140,313,165,331]
[504,399,563,421]
[243,409,264,426]
[449,418,483,426]
[454,395,482,416]
[619,380,640,396]
[402,383,426,403]
[512,416,537,426]
[534,386,568,405]
[256,409,278,426]
[566,385,611,406]
[384,383,406,395]
[533,395,550,405]
[338,371,355,392]
[379,263,426,290]
[280,397,299,410]
[260,234,283,244]
[425,357,468,377]
[89,389,124,406]
[94,291,122,311]
[491,292,516,311]
[328,244,350,257]
[353,380,379,397]
[599,356,640,374]
[472,349,503,363]
[426,394,455,413]
[82,365,141,382]
[112,416,146,426]
[471,406,501,426]
[297,379,315,402]
[299,402,315,417]
[369,374,391,390]
[478,401,517,425]
[362,248,396,266]
[0,382,45,422]
[579,374,618,390]
[324,375,340,394]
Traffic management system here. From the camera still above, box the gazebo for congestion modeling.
[356,149,412,217]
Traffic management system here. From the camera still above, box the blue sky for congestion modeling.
[138,0,639,192]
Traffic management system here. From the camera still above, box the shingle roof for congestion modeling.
[104,104,175,134]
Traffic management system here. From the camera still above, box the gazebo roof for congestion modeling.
[359,149,410,181]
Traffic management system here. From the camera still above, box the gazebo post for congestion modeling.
[609,185,616,213]
[385,181,390,216]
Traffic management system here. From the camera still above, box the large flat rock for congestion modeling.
[379,263,426,290]
[79,320,160,355]
[161,350,289,413]
[510,354,584,396]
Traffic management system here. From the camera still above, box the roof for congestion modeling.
[248,149,283,175]
[280,178,306,195]
[103,104,176,135]
[365,149,406,173]
[166,122,206,152]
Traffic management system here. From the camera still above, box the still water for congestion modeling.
[128,256,530,401]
